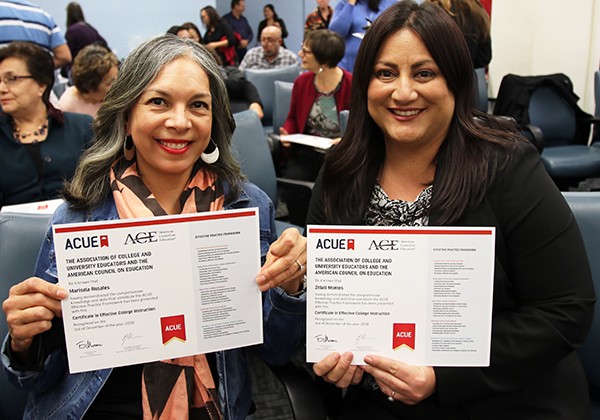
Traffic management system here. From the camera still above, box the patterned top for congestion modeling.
[238,45,299,70]
[305,78,342,138]
[305,6,333,34]
[363,183,433,226]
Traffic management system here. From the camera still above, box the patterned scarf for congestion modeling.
[110,156,224,420]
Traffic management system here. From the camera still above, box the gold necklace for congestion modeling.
[12,119,48,143]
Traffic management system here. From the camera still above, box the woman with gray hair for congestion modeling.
[2,35,306,419]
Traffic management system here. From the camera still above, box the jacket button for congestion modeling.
[44,156,52,163]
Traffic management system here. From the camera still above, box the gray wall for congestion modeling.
[35,0,215,60]
[34,1,339,60]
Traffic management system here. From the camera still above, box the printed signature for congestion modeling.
[121,332,142,347]
[354,333,374,346]
[315,334,338,343]
[76,340,102,350]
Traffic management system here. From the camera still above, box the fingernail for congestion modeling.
[364,356,372,364]
[255,275,266,284]
[56,287,68,299]
[344,352,353,362]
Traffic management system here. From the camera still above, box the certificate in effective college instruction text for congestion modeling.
[54,208,262,373]
[306,225,495,366]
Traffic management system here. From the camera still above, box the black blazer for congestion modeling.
[307,141,595,419]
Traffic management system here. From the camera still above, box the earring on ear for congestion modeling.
[201,138,220,164]
[123,135,135,161]
[318,67,324,73]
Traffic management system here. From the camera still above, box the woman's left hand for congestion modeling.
[249,102,264,119]
[362,355,436,405]
[256,228,306,293]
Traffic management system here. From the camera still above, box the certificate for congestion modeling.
[54,208,262,374]
[306,225,495,366]
[278,134,335,150]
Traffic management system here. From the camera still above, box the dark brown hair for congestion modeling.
[304,29,345,68]
[321,0,522,225]
[0,41,54,107]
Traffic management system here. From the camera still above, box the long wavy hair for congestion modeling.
[321,0,523,225]
[64,35,242,210]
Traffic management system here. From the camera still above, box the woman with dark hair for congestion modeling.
[257,4,289,48]
[0,41,93,207]
[64,2,108,75]
[2,35,305,419]
[329,0,397,72]
[201,6,239,66]
[279,29,351,226]
[179,21,202,43]
[427,0,491,68]
[272,1,595,418]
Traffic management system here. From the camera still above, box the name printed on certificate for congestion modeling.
[306,225,495,367]
[54,208,263,374]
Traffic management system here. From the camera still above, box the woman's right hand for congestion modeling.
[279,127,291,148]
[2,277,68,354]
[313,351,364,388]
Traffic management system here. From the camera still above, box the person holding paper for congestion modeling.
[2,35,306,420]
[279,29,352,226]
[301,1,595,419]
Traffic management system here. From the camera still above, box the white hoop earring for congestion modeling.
[201,139,219,164]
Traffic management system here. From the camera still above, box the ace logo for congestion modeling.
[393,323,416,351]
[124,231,158,245]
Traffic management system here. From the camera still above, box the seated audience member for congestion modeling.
[239,25,299,70]
[305,0,334,35]
[207,49,264,118]
[62,2,109,78]
[2,35,305,419]
[57,45,119,118]
[179,21,202,43]
[427,0,491,68]
[166,25,181,35]
[300,2,594,419]
[257,4,289,48]
[280,29,351,226]
[0,42,93,208]
[201,6,239,66]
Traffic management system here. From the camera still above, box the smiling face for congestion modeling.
[127,57,212,185]
[367,29,455,153]
[0,57,46,115]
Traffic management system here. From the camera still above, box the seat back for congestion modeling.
[529,85,577,147]
[563,192,600,403]
[0,212,52,420]
[474,67,488,113]
[339,109,349,134]
[273,81,294,135]
[232,110,278,204]
[243,65,300,127]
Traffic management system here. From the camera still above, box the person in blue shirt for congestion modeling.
[0,0,71,69]
[329,0,398,72]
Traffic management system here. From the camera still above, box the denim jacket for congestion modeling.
[2,181,306,420]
